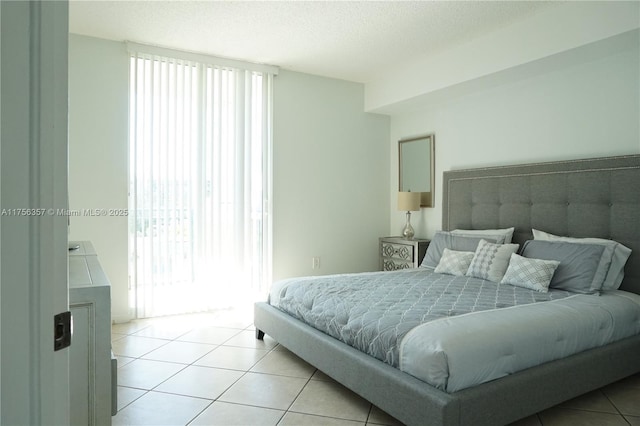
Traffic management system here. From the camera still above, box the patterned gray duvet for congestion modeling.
[270,269,640,392]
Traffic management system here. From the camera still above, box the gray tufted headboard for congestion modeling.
[442,155,640,295]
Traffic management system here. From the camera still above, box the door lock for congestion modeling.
[54,311,72,351]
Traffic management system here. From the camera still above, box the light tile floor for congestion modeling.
[112,305,640,426]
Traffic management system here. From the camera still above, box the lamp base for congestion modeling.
[402,211,415,240]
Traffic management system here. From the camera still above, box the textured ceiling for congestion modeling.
[69,1,556,83]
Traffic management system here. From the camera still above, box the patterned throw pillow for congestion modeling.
[434,248,475,276]
[500,253,561,292]
[466,239,519,282]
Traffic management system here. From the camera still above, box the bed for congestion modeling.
[254,154,640,426]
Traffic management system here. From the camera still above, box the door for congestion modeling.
[1,1,70,424]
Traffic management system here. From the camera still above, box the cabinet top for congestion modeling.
[380,236,430,243]
[68,241,110,288]
[68,240,96,256]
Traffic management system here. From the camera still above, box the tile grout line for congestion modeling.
[145,320,273,425]
[113,312,395,426]
[600,386,635,424]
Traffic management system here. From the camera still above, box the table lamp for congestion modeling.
[398,191,421,240]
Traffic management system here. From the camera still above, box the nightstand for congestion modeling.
[379,237,430,271]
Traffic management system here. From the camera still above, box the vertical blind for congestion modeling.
[128,45,275,318]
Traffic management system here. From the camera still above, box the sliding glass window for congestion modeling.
[128,45,275,318]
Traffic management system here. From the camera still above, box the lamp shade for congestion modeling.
[398,191,421,211]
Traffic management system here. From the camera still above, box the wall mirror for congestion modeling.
[399,134,435,207]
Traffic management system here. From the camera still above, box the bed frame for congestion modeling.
[254,154,640,426]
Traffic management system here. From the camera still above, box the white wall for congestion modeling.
[68,35,130,322]
[68,36,390,320]
[273,71,389,280]
[388,30,640,239]
[272,70,390,281]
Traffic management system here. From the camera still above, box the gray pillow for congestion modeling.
[520,240,609,294]
[422,231,497,269]
[532,229,631,290]
[450,227,514,244]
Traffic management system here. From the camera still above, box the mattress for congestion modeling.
[270,269,640,392]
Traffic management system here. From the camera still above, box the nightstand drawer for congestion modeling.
[382,258,414,271]
[381,242,414,261]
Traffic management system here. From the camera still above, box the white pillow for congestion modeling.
[466,239,519,282]
[500,253,560,293]
[451,227,515,244]
[434,249,475,276]
[532,229,631,290]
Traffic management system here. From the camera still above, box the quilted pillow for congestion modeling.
[434,249,475,276]
[500,253,560,292]
[466,239,519,282]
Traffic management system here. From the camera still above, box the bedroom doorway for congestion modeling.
[127,46,274,318]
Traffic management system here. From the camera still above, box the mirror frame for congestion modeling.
[398,134,435,207]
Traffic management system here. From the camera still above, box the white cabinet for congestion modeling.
[69,241,115,425]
